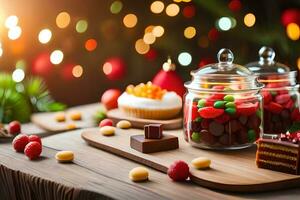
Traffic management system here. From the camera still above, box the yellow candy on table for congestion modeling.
[69,111,82,121]
[129,167,149,182]
[66,123,77,130]
[116,120,131,129]
[55,112,66,122]
[100,126,115,136]
[55,151,74,163]
[191,157,211,169]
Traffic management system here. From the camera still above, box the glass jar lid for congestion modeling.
[245,46,292,75]
[185,48,263,91]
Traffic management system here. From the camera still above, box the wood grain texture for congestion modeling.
[107,108,182,130]
[31,103,102,132]
[81,128,300,192]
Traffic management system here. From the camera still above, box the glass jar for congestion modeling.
[184,49,264,150]
[246,47,300,136]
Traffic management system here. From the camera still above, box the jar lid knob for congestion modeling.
[259,46,275,64]
[217,48,234,64]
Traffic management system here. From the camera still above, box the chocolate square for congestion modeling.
[144,124,163,139]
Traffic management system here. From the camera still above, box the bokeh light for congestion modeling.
[135,39,150,54]
[123,14,138,28]
[8,26,22,40]
[166,3,180,17]
[244,13,256,27]
[103,62,113,75]
[184,26,196,39]
[218,17,232,31]
[152,26,164,37]
[72,65,83,78]
[145,25,154,33]
[38,29,52,44]
[286,23,300,41]
[150,1,165,14]
[110,1,123,14]
[143,33,156,44]
[183,5,195,18]
[12,69,25,82]
[5,15,18,29]
[85,39,98,51]
[50,50,64,65]
[297,57,300,70]
[0,48,3,57]
[178,52,192,66]
[56,12,71,29]
[76,20,88,33]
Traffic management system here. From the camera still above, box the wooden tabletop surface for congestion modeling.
[1,108,300,199]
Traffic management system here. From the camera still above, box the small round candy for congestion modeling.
[55,151,74,163]
[214,101,226,109]
[55,113,66,122]
[225,107,236,115]
[100,126,115,136]
[116,120,131,129]
[66,123,77,130]
[69,111,82,121]
[191,132,201,142]
[247,129,256,142]
[197,99,206,108]
[99,119,113,127]
[129,167,149,182]
[191,157,211,169]
[223,95,234,102]
[225,102,236,108]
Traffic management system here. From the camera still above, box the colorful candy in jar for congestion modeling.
[184,49,263,150]
[246,47,300,136]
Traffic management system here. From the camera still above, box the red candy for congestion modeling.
[275,94,291,104]
[12,134,29,152]
[167,160,189,181]
[101,89,121,110]
[28,135,42,145]
[99,119,113,127]
[292,109,300,121]
[261,91,272,105]
[198,107,224,119]
[284,99,294,109]
[8,121,21,135]
[24,141,42,160]
[267,102,283,114]
[191,104,199,121]
[207,94,225,101]
[236,103,257,116]
[215,113,230,124]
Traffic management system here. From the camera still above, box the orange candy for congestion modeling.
[126,82,166,100]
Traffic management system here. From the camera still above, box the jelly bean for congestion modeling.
[247,129,256,142]
[214,113,230,124]
[69,111,82,121]
[209,121,224,136]
[225,102,236,108]
[275,94,291,104]
[191,132,201,142]
[205,100,215,107]
[236,103,257,116]
[55,151,74,163]
[214,101,226,109]
[225,107,236,115]
[284,99,294,109]
[261,91,272,105]
[191,104,200,121]
[194,117,202,123]
[198,107,224,119]
[223,95,234,102]
[100,126,115,136]
[268,102,283,114]
[117,120,132,129]
[55,113,66,122]
[129,167,149,182]
[191,157,211,169]
[197,99,206,108]
[66,124,76,130]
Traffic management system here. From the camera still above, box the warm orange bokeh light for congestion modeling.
[85,39,98,51]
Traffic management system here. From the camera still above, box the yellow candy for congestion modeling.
[66,123,77,130]
[55,151,74,163]
[116,120,131,129]
[191,157,211,169]
[100,126,115,136]
[129,167,149,182]
[55,112,66,122]
[70,111,82,121]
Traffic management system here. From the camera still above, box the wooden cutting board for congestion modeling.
[81,128,300,192]
[107,109,182,130]
[31,103,102,132]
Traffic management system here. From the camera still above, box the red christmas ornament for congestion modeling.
[198,57,214,67]
[228,0,241,12]
[31,52,52,76]
[152,58,185,97]
[183,5,196,18]
[103,57,126,80]
[281,9,300,26]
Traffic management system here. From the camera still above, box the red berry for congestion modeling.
[28,135,42,145]
[12,134,29,152]
[101,89,121,110]
[275,94,291,104]
[24,142,42,160]
[99,119,113,127]
[8,121,21,135]
[268,102,283,114]
[236,103,257,116]
[167,160,189,181]
[198,107,224,119]
[261,91,272,105]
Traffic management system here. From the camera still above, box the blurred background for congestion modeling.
[0,0,300,108]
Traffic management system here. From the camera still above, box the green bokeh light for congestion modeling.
[76,20,88,33]
[110,1,123,14]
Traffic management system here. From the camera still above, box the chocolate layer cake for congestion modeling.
[256,138,300,174]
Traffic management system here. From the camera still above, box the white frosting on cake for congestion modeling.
[118,91,182,109]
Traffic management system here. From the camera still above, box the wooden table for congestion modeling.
[1,117,300,199]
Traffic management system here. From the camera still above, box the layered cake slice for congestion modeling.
[256,138,300,175]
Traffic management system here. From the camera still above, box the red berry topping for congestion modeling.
[28,135,42,145]
[12,134,29,152]
[236,103,257,116]
[275,94,291,104]
[8,121,21,135]
[268,102,283,114]
[24,141,42,160]
[198,107,224,119]
[167,160,189,181]
[99,119,113,127]
[261,91,272,105]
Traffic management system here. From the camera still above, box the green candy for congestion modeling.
[214,101,226,108]
[197,99,206,108]
[225,107,236,115]
[247,129,256,142]
[194,117,202,122]
[191,132,201,142]
[223,95,235,102]
[225,102,236,108]
[256,110,262,119]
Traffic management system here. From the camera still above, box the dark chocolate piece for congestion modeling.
[144,124,163,139]
[130,134,178,153]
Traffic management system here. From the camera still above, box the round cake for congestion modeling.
[118,82,182,120]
